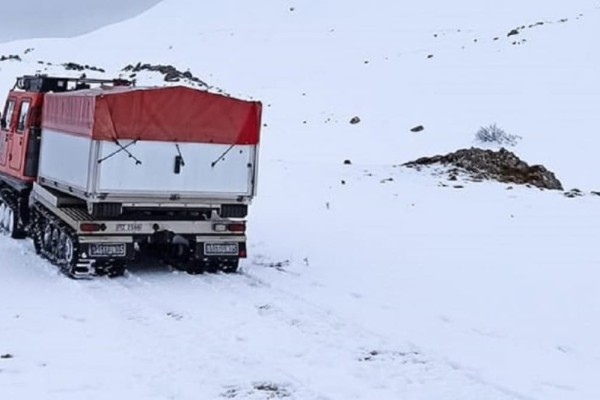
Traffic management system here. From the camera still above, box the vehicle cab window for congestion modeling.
[16,101,30,133]
[1,99,16,130]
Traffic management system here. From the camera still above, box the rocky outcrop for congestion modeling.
[404,147,563,190]
[62,62,105,72]
[121,63,209,87]
[0,54,21,62]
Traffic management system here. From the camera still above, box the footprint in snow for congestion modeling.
[359,349,425,365]
[166,312,183,321]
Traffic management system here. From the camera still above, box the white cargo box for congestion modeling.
[38,86,262,205]
[38,129,258,204]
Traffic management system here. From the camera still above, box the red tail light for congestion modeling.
[80,223,104,232]
[239,242,247,258]
[228,223,246,233]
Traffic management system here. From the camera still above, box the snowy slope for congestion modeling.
[1,1,600,399]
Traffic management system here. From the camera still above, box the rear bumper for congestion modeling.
[77,234,247,261]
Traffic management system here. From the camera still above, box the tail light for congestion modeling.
[239,242,247,258]
[228,223,246,233]
[80,223,105,232]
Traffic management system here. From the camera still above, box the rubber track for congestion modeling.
[30,203,94,279]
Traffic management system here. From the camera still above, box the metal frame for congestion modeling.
[14,75,132,93]
[31,183,248,237]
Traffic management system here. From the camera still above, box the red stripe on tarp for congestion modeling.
[42,86,262,145]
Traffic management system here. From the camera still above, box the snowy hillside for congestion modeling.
[1,1,600,399]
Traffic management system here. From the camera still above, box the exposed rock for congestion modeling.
[62,62,105,73]
[253,382,290,398]
[350,116,361,125]
[223,382,291,399]
[0,54,21,62]
[410,125,425,132]
[164,71,181,82]
[121,63,209,88]
[343,159,352,165]
[507,29,520,37]
[404,147,563,190]
[564,189,584,198]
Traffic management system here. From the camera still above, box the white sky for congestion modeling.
[0,0,163,43]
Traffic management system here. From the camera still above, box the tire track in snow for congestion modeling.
[1,238,521,399]
[80,268,329,399]
[239,267,526,400]
[95,264,519,399]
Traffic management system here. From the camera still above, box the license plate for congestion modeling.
[116,223,143,232]
[204,242,239,256]
[89,243,127,257]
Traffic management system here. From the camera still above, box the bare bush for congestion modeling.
[475,124,521,146]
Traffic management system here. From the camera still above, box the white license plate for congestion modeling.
[89,243,127,257]
[204,243,239,256]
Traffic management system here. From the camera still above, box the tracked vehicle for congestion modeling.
[0,75,261,277]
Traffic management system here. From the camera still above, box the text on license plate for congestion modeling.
[89,243,127,257]
[204,243,239,256]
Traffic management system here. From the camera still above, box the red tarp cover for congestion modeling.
[42,86,262,145]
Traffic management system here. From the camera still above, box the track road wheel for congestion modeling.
[59,232,75,266]
[0,201,7,231]
[0,200,25,239]
[57,230,89,278]
[50,227,61,261]
[42,223,54,256]
[31,212,44,254]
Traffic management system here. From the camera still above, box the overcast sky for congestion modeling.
[0,0,163,43]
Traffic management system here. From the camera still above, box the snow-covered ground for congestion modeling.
[1,1,600,399]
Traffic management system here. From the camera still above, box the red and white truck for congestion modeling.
[0,75,262,277]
